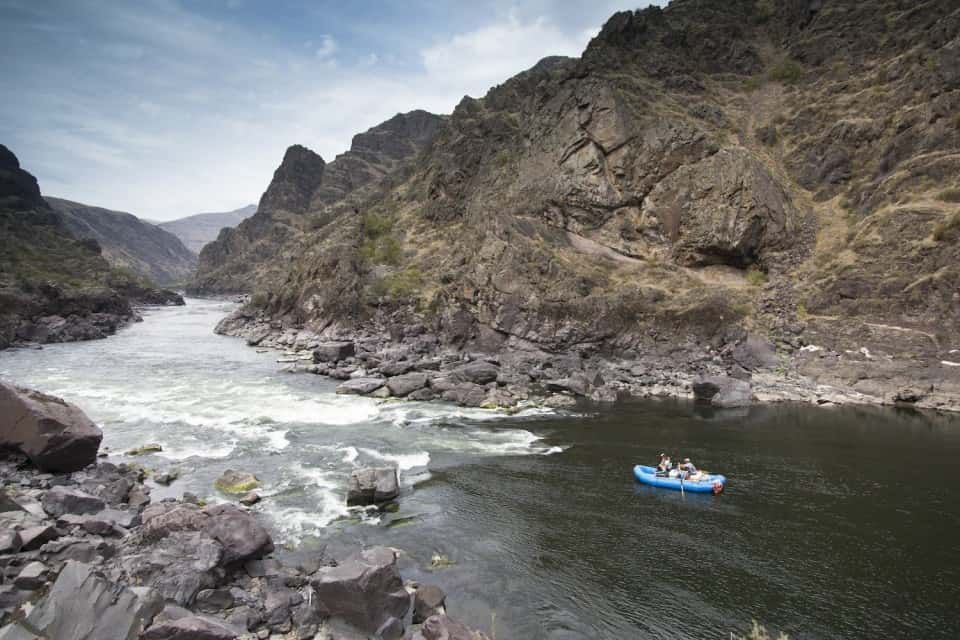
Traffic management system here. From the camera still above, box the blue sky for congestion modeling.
[0,0,663,221]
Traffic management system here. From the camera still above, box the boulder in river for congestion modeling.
[385,372,429,397]
[0,381,103,472]
[214,469,259,494]
[336,377,385,395]
[310,546,410,633]
[693,375,753,408]
[127,443,163,456]
[313,341,355,363]
[413,584,447,624]
[347,467,399,506]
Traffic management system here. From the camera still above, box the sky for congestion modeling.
[0,0,664,221]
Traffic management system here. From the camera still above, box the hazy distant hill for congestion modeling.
[46,197,196,286]
[159,204,256,254]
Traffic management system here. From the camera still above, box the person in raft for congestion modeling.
[656,453,672,474]
[679,458,704,481]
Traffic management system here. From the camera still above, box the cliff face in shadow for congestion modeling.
[47,197,196,286]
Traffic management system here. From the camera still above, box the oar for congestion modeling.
[679,470,685,497]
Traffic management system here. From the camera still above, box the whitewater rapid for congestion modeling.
[0,298,565,541]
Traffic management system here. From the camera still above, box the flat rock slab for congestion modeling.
[10,560,163,640]
[336,377,385,395]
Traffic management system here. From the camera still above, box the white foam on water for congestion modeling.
[358,447,431,471]
[267,463,352,541]
[155,438,238,460]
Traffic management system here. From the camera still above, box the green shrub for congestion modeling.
[796,302,809,320]
[250,291,269,308]
[768,59,804,84]
[494,150,511,167]
[746,266,767,287]
[385,268,423,298]
[364,212,393,238]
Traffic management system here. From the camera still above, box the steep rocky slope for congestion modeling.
[190,110,444,294]
[46,197,196,286]
[0,145,182,349]
[158,204,256,254]
[219,0,960,411]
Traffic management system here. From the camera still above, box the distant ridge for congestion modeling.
[159,204,256,254]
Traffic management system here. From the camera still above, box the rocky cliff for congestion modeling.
[46,197,196,286]
[190,110,445,294]
[158,204,256,254]
[218,0,960,412]
[0,145,183,350]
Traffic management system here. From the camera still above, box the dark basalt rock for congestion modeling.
[693,375,753,408]
[347,467,400,506]
[310,546,410,634]
[0,382,103,473]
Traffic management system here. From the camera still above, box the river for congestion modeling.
[1,298,957,639]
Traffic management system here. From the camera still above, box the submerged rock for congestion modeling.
[213,470,259,495]
[0,382,102,472]
[127,443,163,456]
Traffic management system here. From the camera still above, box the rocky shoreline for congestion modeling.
[215,307,960,415]
[0,381,489,639]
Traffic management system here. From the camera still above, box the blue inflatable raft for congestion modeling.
[633,465,726,494]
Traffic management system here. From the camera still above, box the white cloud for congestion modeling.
[314,34,337,60]
[3,5,619,221]
[420,14,589,96]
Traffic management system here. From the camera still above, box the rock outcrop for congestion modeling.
[210,0,960,413]
[46,197,196,286]
[159,204,256,254]
[0,144,184,350]
[0,382,102,472]
[190,110,445,295]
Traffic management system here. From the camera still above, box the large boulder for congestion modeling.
[313,341,355,363]
[203,504,274,565]
[213,470,259,495]
[385,372,429,397]
[336,377,385,395]
[692,375,753,408]
[347,467,399,506]
[311,547,410,633]
[41,486,106,517]
[0,382,102,472]
[441,383,488,407]
[732,334,779,371]
[0,561,163,640]
[450,361,500,385]
[413,585,447,624]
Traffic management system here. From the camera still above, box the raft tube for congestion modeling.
[633,465,726,494]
